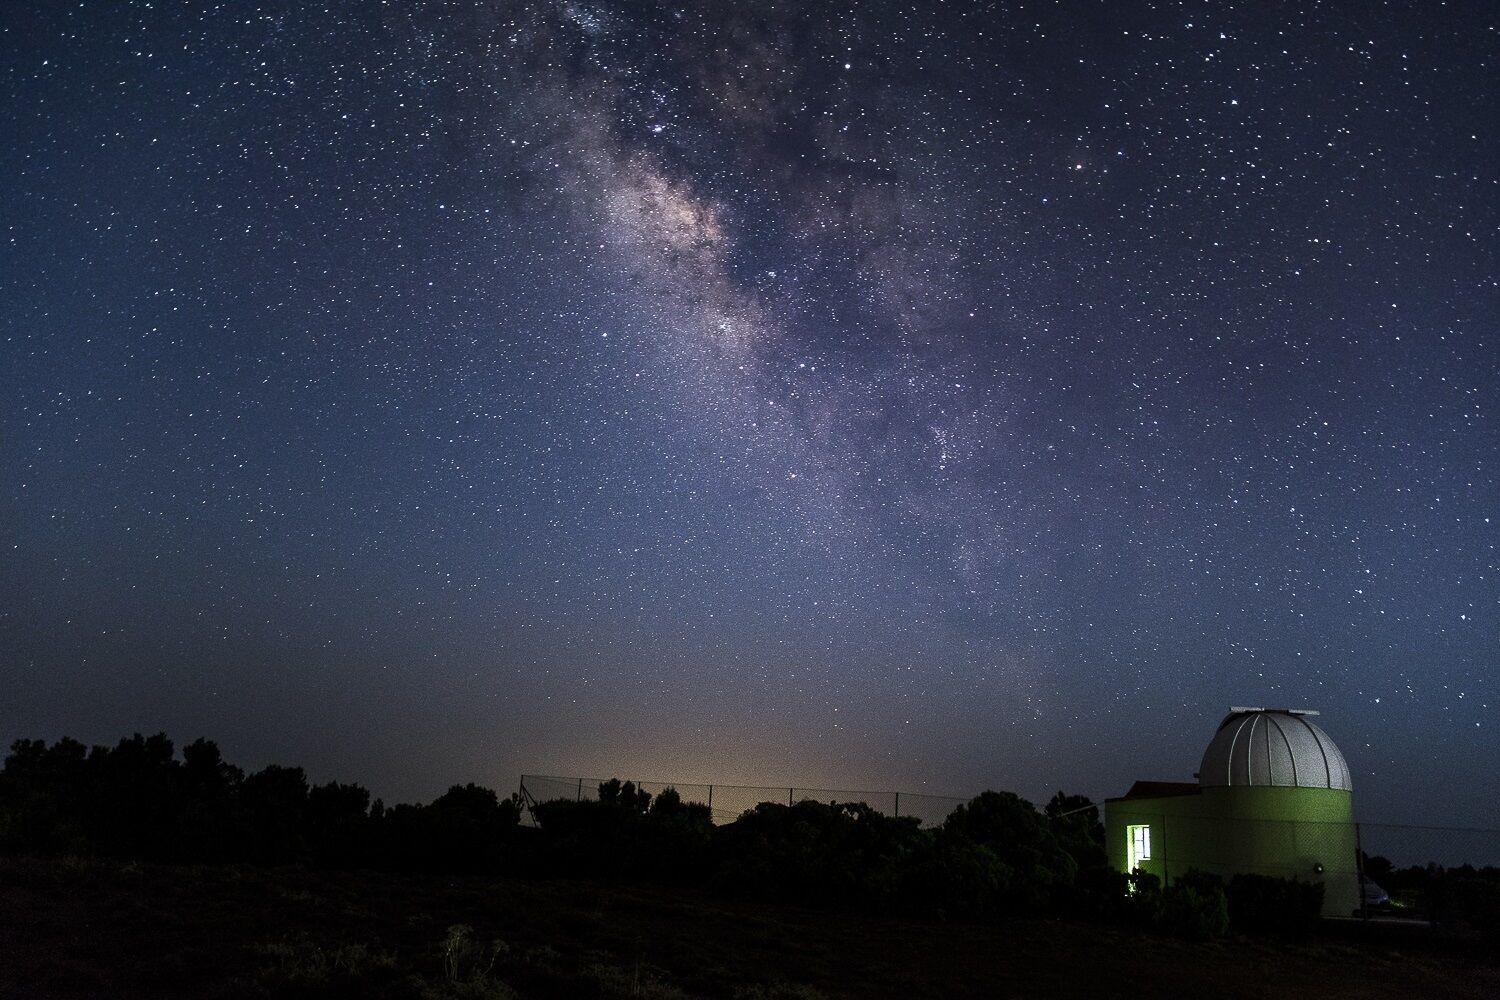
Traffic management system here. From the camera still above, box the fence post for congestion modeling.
[1355,822,1367,920]
[894,792,900,818]
[789,787,793,806]
[576,778,582,802]
[707,785,713,812]
[1160,814,1168,887]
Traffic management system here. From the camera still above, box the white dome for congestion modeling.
[1198,709,1351,791]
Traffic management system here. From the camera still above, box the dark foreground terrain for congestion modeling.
[0,857,1494,1000]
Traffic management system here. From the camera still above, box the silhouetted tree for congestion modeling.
[1360,851,1394,879]
[940,791,1078,908]
[426,783,519,871]
[1045,790,1106,870]
[598,778,652,812]
[12,734,1474,943]
[89,734,179,860]
[0,737,90,854]
[307,781,372,867]
[175,738,243,862]
[236,764,309,863]
[711,799,924,906]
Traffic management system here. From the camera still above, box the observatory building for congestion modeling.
[1104,707,1359,917]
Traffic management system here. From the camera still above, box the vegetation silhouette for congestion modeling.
[8,734,1493,942]
[0,734,519,873]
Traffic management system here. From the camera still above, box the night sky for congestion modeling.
[2,2,1496,825]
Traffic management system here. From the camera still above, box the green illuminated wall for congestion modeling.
[1105,786,1358,917]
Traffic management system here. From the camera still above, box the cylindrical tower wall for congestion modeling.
[1199,785,1359,916]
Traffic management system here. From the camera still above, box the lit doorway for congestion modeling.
[1127,824,1151,872]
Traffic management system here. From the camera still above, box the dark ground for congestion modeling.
[0,857,1494,999]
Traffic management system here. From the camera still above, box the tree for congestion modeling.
[941,791,1078,908]
[307,781,372,867]
[237,765,310,863]
[1045,790,1106,869]
[0,737,90,854]
[598,778,652,812]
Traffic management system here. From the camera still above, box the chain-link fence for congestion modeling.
[1357,821,1500,871]
[519,774,969,828]
[519,774,1500,874]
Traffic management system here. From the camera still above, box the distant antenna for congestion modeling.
[1228,706,1320,716]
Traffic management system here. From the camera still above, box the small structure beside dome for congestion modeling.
[1104,707,1359,917]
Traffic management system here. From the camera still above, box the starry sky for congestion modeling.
[2,1,1496,824]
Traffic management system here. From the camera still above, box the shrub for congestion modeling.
[940,792,1078,910]
[370,784,520,873]
[1069,865,1131,921]
[530,784,714,883]
[530,798,645,878]
[582,960,691,999]
[897,831,1013,920]
[1046,791,1106,870]
[307,780,372,867]
[641,788,714,883]
[1226,873,1323,937]
[598,779,652,812]
[236,764,311,864]
[1433,868,1500,942]
[733,984,829,999]
[441,925,510,983]
[1122,869,1163,926]
[709,800,925,907]
[1161,871,1229,940]
[252,937,402,995]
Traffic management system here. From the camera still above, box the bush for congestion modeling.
[252,936,403,996]
[1046,791,1106,870]
[896,832,1013,920]
[1069,865,1131,922]
[710,800,924,907]
[1226,873,1323,937]
[640,787,715,883]
[1425,867,1500,942]
[1122,869,1163,926]
[2,735,1418,947]
[1161,871,1229,940]
[531,785,714,883]
[940,792,1078,910]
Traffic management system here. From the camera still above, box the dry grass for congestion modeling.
[0,856,1493,999]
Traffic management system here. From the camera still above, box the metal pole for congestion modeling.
[576,778,582,801]
[1161,814,1168,887]
[788,787,793,806]
[707,785,713,811]
[1355,822,1367,920]
[894,792,900,818]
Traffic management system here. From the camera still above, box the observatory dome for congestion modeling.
[1198,708,1351,791]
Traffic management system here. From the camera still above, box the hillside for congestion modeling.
[1,855,1494,1000]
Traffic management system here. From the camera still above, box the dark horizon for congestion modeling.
[2,2,1496,827]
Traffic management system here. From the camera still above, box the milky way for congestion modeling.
[2,2,1496,820]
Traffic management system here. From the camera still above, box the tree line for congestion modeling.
[15,733,1493,942]
[0,734,518,872]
